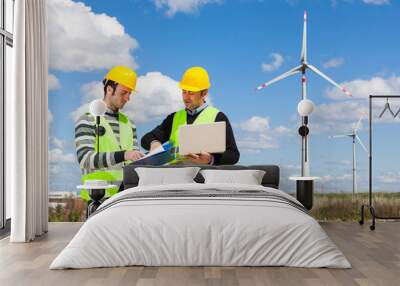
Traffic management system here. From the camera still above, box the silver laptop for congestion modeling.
[178,121,226,155]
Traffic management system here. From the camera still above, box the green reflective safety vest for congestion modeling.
[169,106,220,162]
[80,112,134,201]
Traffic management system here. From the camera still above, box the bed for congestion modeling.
[50,165,351,269]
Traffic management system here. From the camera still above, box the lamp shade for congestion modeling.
[297,99,315,116]
[89,99,107,117]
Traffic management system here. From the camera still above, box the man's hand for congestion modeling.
[186,152,212,165]
[124,150,144,161]
[150,141,162,152]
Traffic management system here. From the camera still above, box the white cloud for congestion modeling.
[47,0,138,72]
[49,164,62,175]
[310,100,367,134]
[49,148,75,163]
[319,175,334,182]
[48,74,61,91]
[378,171,400,183]
[261,53,284,73]
[71,82,104,123]
[310,98,400,135]
[239,149,262,154]
[303,75,400,134]
[319,174,352,183]
[285,0,299,6]
[238,117,292,135]
[275,125,292,135]
[326,76,400,100]
[340,160,352,165]
[48,109,53,126]
[48,161,81,192]
[48,135,74,164]
[80,81,103,103]
[286,0,382,8]
[326,159,352,166]
[72,72,186,124]
[363,0,390,5]
[154,0,221,17]
[236,135,279,150]
[48,135,81,190]
[239,116,270,133]
[132,72,186,123]
[51,137,67,149]
[323,57,344,69]
[235,116,292,151]
[282,164,301,171]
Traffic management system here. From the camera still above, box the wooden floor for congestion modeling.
[0,222,399,286]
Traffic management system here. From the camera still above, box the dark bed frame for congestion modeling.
[123,164,280,190]
[84,165,280,217]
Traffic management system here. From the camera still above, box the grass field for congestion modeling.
[48,192,400,222]
[311,192,400,221]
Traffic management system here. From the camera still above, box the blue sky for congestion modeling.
[48,0,400,193]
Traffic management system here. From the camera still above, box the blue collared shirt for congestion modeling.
[186,102,208,116]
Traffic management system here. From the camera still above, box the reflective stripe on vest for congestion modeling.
[80,112,134,201]
[169,106,220,149]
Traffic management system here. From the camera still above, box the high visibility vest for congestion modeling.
[80,112,134,201]
[169,106,220,150]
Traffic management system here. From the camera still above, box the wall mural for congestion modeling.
[47,0,400,221]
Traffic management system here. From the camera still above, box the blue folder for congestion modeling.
[130,142,176,166]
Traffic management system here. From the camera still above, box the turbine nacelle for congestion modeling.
[331,115,369,155]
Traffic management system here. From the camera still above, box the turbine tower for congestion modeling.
[331,116,369,194]
[256,11,352,176]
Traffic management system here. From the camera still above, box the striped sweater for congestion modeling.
[75,108,139,176]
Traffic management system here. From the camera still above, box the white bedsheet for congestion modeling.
[50,183,351,269]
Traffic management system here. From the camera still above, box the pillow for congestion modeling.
[135,167,201,186]
[200,169,266,185]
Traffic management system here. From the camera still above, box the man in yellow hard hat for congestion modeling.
[75,66,144,201]
[141,66,240,165]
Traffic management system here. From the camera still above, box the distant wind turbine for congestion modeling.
[330,116,369,194]
[256,11,352,177]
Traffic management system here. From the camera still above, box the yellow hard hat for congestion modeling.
[179,66,211,92]
[104,66,137,91]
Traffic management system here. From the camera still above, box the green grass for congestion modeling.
[311,192,400,221]
[48,193,400,222]
[49,197,87,222]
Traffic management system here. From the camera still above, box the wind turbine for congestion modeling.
[330,116,369,194]
[256,11,352,177]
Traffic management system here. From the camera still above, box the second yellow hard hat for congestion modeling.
[179,66,211,92]
[104,66,137,91]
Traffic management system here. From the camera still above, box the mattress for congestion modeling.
[50,183,351,269]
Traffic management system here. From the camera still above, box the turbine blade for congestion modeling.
[300,11,307,63]
[355,111,368,130]
[354,116,363,131]
[356,135,369,154]
[256,65,302,91]
[307,64,352,97]
[330,134,353,138]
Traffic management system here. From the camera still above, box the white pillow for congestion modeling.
[200,169,266,185]
[135,167,201,186]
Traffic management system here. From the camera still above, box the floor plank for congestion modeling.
[0,222,399,286]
